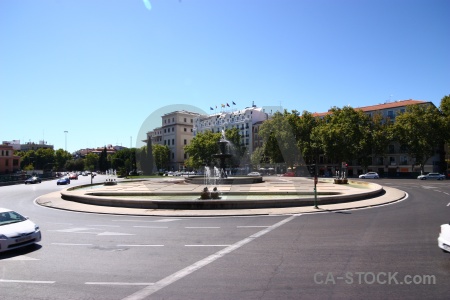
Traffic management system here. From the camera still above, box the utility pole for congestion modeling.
[64,131,68,152]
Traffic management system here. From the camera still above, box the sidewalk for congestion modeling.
[35,177,406,217]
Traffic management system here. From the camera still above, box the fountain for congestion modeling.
[104,169,118,186]
[212,135,232,179]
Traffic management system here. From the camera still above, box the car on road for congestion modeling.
[247,172,261,176]
[438,223,450,253]
[24,176,41,184]
[358,172,379,179]
[68,173,78,180]
[282,172,295,177]
[0,208,41,253]
[417,173,445,180]
[57,177,70,185]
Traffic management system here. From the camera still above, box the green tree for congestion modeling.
[153,144,170,172]
[393,103,446,174]
[84,153,99,171]
[224,127,247,167]
[55,149,72,171]
[140,138,155,175]
[98,147,109,172]
[311,106,371,168]
[297,110,321,164]
[258,111,302,169]
[440,95,450,143]
[184,131,221,169]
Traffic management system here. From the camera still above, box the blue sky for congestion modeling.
[1,0,449,153]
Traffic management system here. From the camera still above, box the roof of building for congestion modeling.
[312,99,430,117]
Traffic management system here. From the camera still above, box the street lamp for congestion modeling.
[64,131,68,152]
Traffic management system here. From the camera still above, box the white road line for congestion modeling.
[88,225,121,227]
[121,214,299,300]
[86,282,154,286]
[236,226,270,228]
[0,279,55,284]
[444,192,450,196]
[184,227,220,229]
[52,243,93,246]
[185,245,231,247]
[117,244,164,247]
[447,203,450,207]
[133,226,168,229]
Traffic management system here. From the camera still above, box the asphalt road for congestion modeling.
[0,176,449,299]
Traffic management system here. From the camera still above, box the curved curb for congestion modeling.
[59,183,384,210]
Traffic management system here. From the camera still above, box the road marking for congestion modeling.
[236,226,270,228]
[113,219,181,223]
[1,255,39,261]
[86,282,154,286]
[185,245,231,247]
[121,214,299,300]
[52,243,93,246]
[447,203,450,207]
[88,225,121,227]
[133,226,168,229]
[0,279,55,284]
[444,192,449,196]
[185,227,220,229]
[117,244,164,247]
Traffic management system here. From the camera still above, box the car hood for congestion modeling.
[0,220,37,238]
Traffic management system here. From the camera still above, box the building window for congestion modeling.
[184,128,187,132]
[191,119,193,123]
[184,139,187,145]
[184,118,187,122]
[172,127,174,132]
[184,153,187,159]
[172,152,175,159]
[172,139,174,145]
[389,145,395,154]
[164,140,166,145]
[389,157,396,165]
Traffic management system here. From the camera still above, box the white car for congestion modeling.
[248,172,261,176]
[438,223,450,253]
[417,173,445,180]
[358,172,379,179]
[0,208,41,253]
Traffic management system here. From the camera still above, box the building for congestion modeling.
[146,110,202,171]
[313,99,439,177]
[18,140,54,152]
[194,106,280,154]
[0,143,21,174]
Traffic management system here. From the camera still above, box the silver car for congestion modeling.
[358,172,379,179]
[417,173,445,180]
[0,208,41,253]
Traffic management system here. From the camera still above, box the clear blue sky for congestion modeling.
[1,0,449,153]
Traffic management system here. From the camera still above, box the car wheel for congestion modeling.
[361,176,365,179]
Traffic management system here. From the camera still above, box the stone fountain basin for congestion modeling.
[184,175,263,184]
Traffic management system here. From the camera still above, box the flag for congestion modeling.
[210,107,214,110]
[226,103,230,107]
[232,101,236,105]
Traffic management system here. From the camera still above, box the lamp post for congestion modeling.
[64,131,68,152]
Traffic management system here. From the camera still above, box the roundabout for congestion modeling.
[35,176,406,216]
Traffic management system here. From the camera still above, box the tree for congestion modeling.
[84,153,99,171]
[55,149,72,171]
[184,131,221,169]
[258,111,302,169]
[393,103,446,174]
[153,144,170,172]
[224,127,247,167]
[311,106,372,169]
[98,147,108,172]
[141,138,154,175]
[297,110,320,164]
